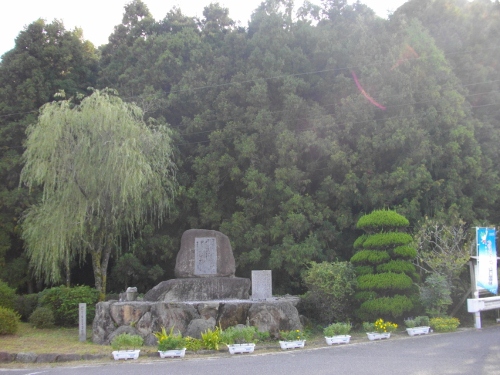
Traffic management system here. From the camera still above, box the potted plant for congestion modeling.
[279,329,307,350]
[323,322,351,345]
[220,325,258,354]
[405,316,431,336]
[111,333,143,360]
[154,327,187,358]
[363,318,398,341]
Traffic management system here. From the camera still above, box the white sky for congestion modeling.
[1,0,407,57]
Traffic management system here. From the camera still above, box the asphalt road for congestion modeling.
[3,326,500,375]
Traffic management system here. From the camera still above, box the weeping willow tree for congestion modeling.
[20,89,177,299]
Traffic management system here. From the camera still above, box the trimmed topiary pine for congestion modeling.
[351,209,418,321]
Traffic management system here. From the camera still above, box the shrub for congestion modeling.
[0,306,20,335]
[111,333,144,350]
[323,322,351,337]
[158,335,186,351]
[362,233,413,249]
[353,235,368,249]
[404,318,416,328]
[357,210,409,230]
[430,316,460,332]
[40,285,99,326]
[351,209,416,321]
[357,273,414,291]
[220,326,258,344]
[280,329,308,341]
[420,273,452,317]
[201,326,222,350]
[14,294,39,321]
[300,261,357,324]
[415,316,430,326]
[351,250,390,265]
[184,336,203,351]
[376,260,416,275]
[28,307,55,328]
[354,265,374,276]
[392,246,417,259]
[154,326,186,350]
[363,319,398,333]
[357,295,413,320]
[0,281,16,310]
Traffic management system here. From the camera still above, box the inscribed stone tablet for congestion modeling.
[79,303,86,342]
[252,270,272,300]
[195,237,217,275]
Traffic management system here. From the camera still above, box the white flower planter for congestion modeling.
[325,335,351,345]
[158,348,186,358]
[366,332,391,341]
[406,326,430,336]
[279,340,306,350]
[227,343,256,354]
[112,350,140,360]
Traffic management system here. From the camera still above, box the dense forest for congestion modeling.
[1,0,499,296]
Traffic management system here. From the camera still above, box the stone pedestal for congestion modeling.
[144,277,251,302]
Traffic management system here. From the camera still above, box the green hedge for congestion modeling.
[356,210,409,230]
[392,246,417,259]
[0,307,20,335]
[40,285,99,326]
[0,281,16,310]
[357,272,414,291]
[354,291,378,301]
[353,235,367,249]
[376,260,417,275]
[15,294,39,321]
[357,295,413,320]
[354,265,374,276]
[362,232,413,249]
[351,250,390,265]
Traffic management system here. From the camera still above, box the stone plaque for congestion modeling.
[194,237,217,275]
[79,303,86,342]
[251,270,272,300]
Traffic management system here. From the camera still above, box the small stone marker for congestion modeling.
[126,287,138,301]
[79,303,86,342]
[194,237,217,275]
[251,270,273,300]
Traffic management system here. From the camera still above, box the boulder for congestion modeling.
[109,301,152,326]
[185,317,216,339]
[175,229,235,278]
[92,301,117,345]
[196,302,220,320]
[248,301,302,338]
[149,302,200,336]
[218,302,252,329]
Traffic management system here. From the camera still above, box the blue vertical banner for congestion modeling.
[476,227,498,295]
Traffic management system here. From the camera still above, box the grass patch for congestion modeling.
[0,323,111,355]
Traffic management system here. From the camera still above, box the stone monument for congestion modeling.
[144,229,251,302]
[92,229,302,345]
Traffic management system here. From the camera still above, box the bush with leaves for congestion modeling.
[0,306,20,335]
[111,333,144,350]
[300,261,357,324]
[220,325,259,344]
[14,294,39,321]
[430,316,460,332]
[0,281,16,310]
[201,326,222,350]
[28,307,55,328]
[420,273,452,317]
[351,210,417,321]
[39,285,99,326]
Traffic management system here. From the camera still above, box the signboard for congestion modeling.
[476,227,498,295]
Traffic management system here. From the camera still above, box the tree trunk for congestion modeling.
[91,244,112,302]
